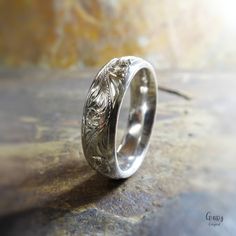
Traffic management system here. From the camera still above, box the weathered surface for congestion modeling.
[0,69,235,235]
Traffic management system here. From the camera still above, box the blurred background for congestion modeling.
[0,0,236,70]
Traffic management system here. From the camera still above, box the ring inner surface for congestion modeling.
[116,68,156,171]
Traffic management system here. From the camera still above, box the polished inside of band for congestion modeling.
[116,68,156,171]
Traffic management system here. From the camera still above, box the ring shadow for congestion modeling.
[0,160,126,234]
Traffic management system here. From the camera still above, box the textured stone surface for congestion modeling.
[0,69,235,235]
[0,0,236,69]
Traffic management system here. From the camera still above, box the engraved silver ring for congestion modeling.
[81,56,157,179]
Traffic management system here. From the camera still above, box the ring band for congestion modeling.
[81,56,157,179]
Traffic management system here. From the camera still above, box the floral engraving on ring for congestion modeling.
[82,58,131,173]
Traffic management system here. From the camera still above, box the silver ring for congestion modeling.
[81,56,158,179]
